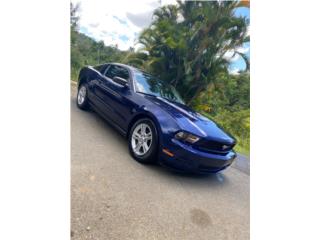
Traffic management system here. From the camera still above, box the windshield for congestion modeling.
[133,70,184,104]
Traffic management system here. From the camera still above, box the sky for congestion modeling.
[231,6,250,74]
[72,0,250,74]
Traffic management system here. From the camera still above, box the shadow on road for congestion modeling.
[145,163,231,187]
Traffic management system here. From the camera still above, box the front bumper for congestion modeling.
[159,138,237,174]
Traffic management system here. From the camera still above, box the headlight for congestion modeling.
[174,131,200,144]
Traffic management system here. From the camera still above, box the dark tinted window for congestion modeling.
[94,64,109,74]
[105,65,129,81]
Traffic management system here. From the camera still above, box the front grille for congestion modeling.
[193,139,234,154]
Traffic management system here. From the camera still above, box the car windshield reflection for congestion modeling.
[133,70,185,104]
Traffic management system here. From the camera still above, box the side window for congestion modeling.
[105,65,129,81]
[94,64,109,74]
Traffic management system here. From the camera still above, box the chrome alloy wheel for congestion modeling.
[131,123,153,156]
[77,85,86,105]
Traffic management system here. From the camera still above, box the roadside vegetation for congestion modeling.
[71,1,250,155]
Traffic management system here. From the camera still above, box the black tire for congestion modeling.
[128,118,158,164]
[76,83,89,110]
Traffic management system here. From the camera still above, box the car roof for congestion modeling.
[108,62,141,72]
[104,62,158,80]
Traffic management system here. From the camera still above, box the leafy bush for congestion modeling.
[194,72,250,155]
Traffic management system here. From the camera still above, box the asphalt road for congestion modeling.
[71,85,250,240]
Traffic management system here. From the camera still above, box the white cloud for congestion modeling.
[223,50,240,62]
[236,46,250,54]
[72,0,177,50]
[229,68,240,75]
[126,11,154,28]
[223,44,249,62]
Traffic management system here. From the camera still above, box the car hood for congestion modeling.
[145,95,235,144]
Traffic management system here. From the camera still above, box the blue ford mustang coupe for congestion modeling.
[77,63,237,173]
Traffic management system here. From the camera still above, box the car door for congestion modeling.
[95,65,133,129]
[88,64,114,116]
[87,64,109,98]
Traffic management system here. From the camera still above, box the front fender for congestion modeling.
[128,107,180,147]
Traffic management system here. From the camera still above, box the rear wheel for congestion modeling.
[129,118,158,164]
[77,84,89,110]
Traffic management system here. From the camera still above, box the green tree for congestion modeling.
[126,1,249,106]
[70,2,80,30]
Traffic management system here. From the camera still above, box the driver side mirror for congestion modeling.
[113,76,128,87]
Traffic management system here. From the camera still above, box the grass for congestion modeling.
[200,111,250,157]
[234,144,250,156]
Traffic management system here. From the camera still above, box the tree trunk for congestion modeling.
[187,84,204,106]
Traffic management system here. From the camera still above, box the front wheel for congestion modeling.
[129,118,158,164]
[77,84,89,110]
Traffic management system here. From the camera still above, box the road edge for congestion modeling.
[231,153,250,175]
